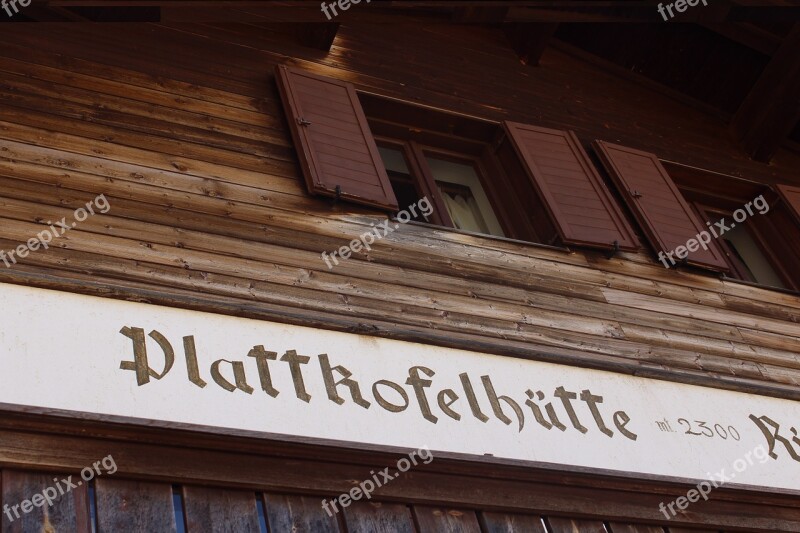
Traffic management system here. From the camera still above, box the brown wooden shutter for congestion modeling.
[502,122,638,251]
[275,65,398,210]
[777,184,800,223]
[593,141,729,271]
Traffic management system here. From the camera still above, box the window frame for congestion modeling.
[693,202,791,288]
[667,161,800,291]
[375,136,519,239]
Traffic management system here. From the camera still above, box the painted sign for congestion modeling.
[0,282,798,491]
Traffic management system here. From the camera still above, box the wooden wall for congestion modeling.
[1,469,723,533]
[0,18,799,408]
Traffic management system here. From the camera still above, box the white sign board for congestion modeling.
[1,282,798,491]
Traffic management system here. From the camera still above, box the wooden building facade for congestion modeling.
[0,1,799,531]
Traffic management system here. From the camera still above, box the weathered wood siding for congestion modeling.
[0,469,723,533]
[0,21,799,400]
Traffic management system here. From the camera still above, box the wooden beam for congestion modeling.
[731,23,800,162]
[12,5,87,20]
[0,407,800,530]
[505,23,558,66]
[700,21,783,56]
[23,1,799,27]
[297,22,340,51]
[452,6,509,23]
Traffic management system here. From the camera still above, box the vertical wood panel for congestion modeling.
[95,478,176,533]
[608,524,665,533]
[413,505,481,533]
[263,493,339,533]
[1,470,91,533]
[343,501,415,533]
[666,527,719,533]
[480,511,547,532]
[547,516,608,533]
[182,486,260,533]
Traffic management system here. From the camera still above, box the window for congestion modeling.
[427,154,506,236]
[721,221,785,288]
[275,65,800,292]
[594,141,728,271]
[377,142,505,236]
[701,207,786,289]
[362,93,638,249]
[666,163,800,291]
[276,65,639,251]
[594,143,800,291]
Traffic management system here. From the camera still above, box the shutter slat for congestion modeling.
[276,65,398,210]
[593,141,729,271]
[503,122,639,251]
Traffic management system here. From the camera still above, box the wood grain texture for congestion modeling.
[0,417,796,531]
[413,506,482,533]
[547,516,608,533]
[343,501,415,533]
[0,15,796,428]
[0,17,797,533]
[608,523,667,533]
[1,470,91,533]
[183,486,261,533]
[95,478,176,533]
[263,494,339,533]
[480,511,548,532]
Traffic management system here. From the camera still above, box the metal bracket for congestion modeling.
[604,240,620,260]
[331,185,342,207]
[297,117,312,127]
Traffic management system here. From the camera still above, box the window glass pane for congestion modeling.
[723,223,785,288]
[173,486,187,533]
[425,155,505,237]
[256,494,268,533]
[378,146,426,220]
[378,146,410,174]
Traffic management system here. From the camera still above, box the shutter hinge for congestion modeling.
[604,240,620,260]
[630,190,643,199]
[331,185,342,207]
[297,117,312,126]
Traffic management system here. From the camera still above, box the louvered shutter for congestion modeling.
[503,122,638,251]
[777,185,800,224]
[275,65,398,210]
[593,141,729,271]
